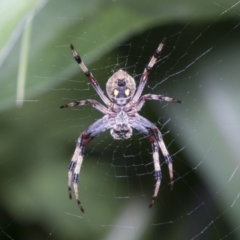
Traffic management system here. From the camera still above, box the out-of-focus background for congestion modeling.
[1,0,240,239]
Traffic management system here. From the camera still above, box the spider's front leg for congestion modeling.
[133,39,166,102]
[68,116,111,212]
[70,44,111,106]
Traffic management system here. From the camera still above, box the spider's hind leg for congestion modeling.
[68,116,111,212]
[148,128,173,208]
[149,140,162,208]
[151,127,174,188]
[68,138,85,212]
[131,115,174,208]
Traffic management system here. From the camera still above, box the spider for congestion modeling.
[61,39,181,212]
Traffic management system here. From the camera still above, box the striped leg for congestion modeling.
[70,44,110,106]
[137,94,181,111]
[132,39,166,102]
[131,114,173,208]
[60,99,108,114]
[149,141,162,208]
[68,139,85,212]
[68,116,111,212]
[151,127,174,189]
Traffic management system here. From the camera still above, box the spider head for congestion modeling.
[106,70,136,105]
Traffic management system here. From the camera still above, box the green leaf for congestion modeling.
[1,0,236,111]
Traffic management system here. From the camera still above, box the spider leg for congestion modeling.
[131,114,173,208]
[132,39,166,102]
[68,116,112,212]
[68,141,84,211]
[150,126,174,189]
[137,93,181,111]
[70,44,111,106]
[60,99,108,114]
[148,129,174,208]
[149,140,162,208]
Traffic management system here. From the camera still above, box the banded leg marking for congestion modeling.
[158,138,173,189]
[151,127,174,188]
[149,141,162,208]
[133,39,166,102]
[68,139,85,212]
[70,44,110,106]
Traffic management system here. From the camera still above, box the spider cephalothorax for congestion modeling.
[61,40,181,212]
[106,69,136,105]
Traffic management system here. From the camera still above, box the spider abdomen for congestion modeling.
[110,110,133,139]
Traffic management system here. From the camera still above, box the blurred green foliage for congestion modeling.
[1,0,240,240]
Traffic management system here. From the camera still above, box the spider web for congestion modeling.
[1,1,240,240]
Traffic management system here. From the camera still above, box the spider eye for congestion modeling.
[125,88,130,96]
[113,89,119,97]
[113,87,131,98]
